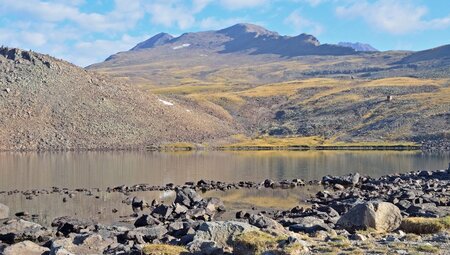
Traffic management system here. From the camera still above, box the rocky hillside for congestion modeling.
[0,47,236,151]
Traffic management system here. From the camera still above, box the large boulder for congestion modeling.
[337,201,402,232]
[0,203,9,220]
[248,214,289,235]
[51,233,114,255]
[288,216,331,234]
[3,241,49,255]
[190,221,258,248]
[175,188,203,207]
[0,219,52,244]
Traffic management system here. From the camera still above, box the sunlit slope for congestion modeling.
[151,77,450,146]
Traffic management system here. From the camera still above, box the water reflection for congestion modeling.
[0,150,448,191]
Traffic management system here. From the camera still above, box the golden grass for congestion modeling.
[151,84,229,95]
[160,142,196,150]
[400,216,450,234]
[223,135,419,150]
[414,244,440,254]
[234,231,283,255]
[142,244,188,255]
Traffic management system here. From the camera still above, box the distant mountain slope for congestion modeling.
[130,32,174,51]
[338,42,378,52]
[104,23,355,60]
[398,44,450,64]
[0,47,236,151]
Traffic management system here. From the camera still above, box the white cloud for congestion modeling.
[336,0,450,35]
[219,0,269,10]
[284,10,324,35]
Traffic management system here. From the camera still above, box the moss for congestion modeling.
[142,244,188,255]
[234,231,283,255]
[400,216,450,234]
[414,244,440,254]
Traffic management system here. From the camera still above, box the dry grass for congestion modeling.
[400,216,450,234]
[234,231,284,255]
[142,244,188,255]
[414,244,440,254]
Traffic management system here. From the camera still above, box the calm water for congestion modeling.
[0,150,449,191]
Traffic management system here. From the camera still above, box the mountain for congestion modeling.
[0,47,236,151]
[130,32,174,51]
[338,42,378,52]
[397,44,450,64]
[107,23,355,59]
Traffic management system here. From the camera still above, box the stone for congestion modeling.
[134,214,161,227]
[337,201,402,232]
[350,233,367,241]
[288,216,331,234]
[174,203,188,214]
[152,204,174,219]
[175,188,203,207]
[3,241,49,255]
[187,239,224,255]
[0,219,51,244]
[248,214,288,235]
[0,203,9,220]
[134,225,168,241]
[191,221,258,248]
[52,216,96,236]
[203,197,225,212]
[51,233,114,255]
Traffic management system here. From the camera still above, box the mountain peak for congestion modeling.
[131,32,174,51]
[218,23,279,38]
[338,42,378,52]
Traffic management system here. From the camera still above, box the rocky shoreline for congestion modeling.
[1,167,450,254]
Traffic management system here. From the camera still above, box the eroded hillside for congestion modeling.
[0,47,236,150]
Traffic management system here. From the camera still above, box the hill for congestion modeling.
[87,24,450,150]
[0,47,236,151]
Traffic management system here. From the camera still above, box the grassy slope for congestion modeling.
[149,77,448,149]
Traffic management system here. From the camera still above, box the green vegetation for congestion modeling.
[233,230,306,255]
[142,244,188,255]
[400,216,450,234]
[414,244,440,254]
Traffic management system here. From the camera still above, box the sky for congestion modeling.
[0,0,449,67]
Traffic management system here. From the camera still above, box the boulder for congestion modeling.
[191,221,258,248]
[134,214,161,227]
[51,233,114,255]
[175,188,203,207]
[0,219,52,244]
[248,214,289,235]
[3,241,49,255]
[337,201,402,232]
[288,216,331,234]
[187,239,224,255]
[133,225,168,241]
[0,203,9,220]
[51,216,96,236]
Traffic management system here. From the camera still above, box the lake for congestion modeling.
[1,150,449,191]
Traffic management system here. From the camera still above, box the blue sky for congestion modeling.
[0,0,449,66]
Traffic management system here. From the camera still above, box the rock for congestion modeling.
[3,241,49,255]
[51,233,114,255]
[174,203,188,215]
[235,210,249,219]
[248,214,288,235]
[175,188,203,207]
[134,214,161,227]
[188,239,224,255]
[203,197,225,212]
[131,196,147,210]
[152,204,174,219]
[337,201,402,232]
[0,203,9,220]
[191,221,258,248]
[133,225,168,241]
[51,216,96,236]
[288,216,331,234]
[0,219,51,244]
[350,233,367,241]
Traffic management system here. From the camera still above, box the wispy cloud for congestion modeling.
[284,10,324,35]
[336,0,450,35]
